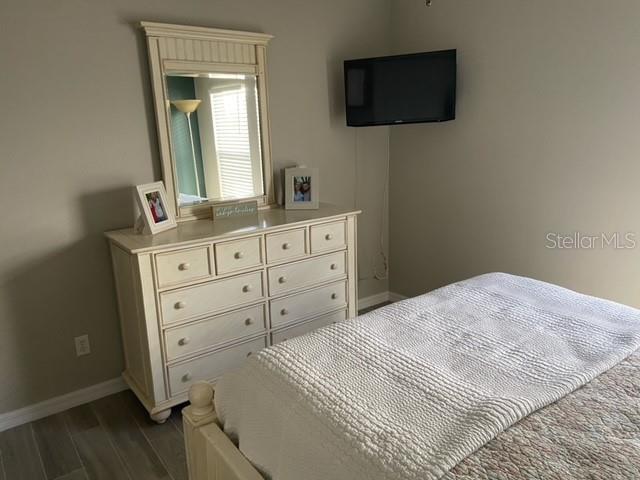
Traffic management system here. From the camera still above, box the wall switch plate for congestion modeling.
[74,335,91,356]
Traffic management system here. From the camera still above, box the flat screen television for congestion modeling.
[344,49,456,127]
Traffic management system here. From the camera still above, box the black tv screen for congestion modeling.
[344,49,456,127]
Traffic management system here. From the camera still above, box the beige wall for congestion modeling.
[389,0,640,307]
[0,0,390,414]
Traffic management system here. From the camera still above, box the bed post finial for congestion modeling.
[189,381,215,417]
[183,381,264,480]
[184,382,218,480]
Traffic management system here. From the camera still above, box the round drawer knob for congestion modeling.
[246,352,253,358]
[280,308,289,316]
[330,263,338,270]
[178,337,190,346]
[331,293,338,300]
[242,285,252,293]
[282,243,291,250]
[178,262,190,271]
[182,373,192,382]
[278,276,287,284]
[245,318,253,326]
[175,301,187,310]
[234,251,244,260]
[325,233,333,241]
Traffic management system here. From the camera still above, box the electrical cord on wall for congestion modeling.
[374,134,389,281]
[354,128,389,282]
[354,128,365,282]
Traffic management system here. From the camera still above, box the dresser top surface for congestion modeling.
[105,203,361,254]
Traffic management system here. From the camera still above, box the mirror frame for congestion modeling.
[141,22,275,220]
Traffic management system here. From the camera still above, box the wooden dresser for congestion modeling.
[106,204,359,422]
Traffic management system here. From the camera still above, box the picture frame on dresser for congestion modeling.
[285,167,320,210]
[135,181,177,235]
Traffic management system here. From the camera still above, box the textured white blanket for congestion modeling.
[215,273,640,480]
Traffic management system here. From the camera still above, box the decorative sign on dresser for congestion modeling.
[212,200,259,220]
[105,205,360,422]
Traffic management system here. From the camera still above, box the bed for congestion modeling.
[182,273,640,480]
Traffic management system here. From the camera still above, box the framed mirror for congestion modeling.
[141,22,275,220]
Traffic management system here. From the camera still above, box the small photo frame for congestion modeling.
[135,181,177,235]
[285,167,319,210]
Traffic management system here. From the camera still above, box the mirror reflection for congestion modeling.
[167,72,264,206]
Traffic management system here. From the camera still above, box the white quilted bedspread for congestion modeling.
[215,273,640,480]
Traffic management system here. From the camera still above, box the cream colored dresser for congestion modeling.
[106,204,359,422]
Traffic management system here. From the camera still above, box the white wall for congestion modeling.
[0,0,390,414]
[389,0,640,307]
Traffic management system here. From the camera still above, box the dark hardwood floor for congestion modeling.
[0,303,389,480]
[0,390,187,480]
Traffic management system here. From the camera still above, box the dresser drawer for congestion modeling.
[160,271,264,325]
[270,280,347,328]
[268,251,345,296]
[164,304,266,361]
[215,237,263,275]
[310,221,346,253]
[265,228,306,264]
[168,336,267,396]
[155,246,212,288]
[272,309,346,344]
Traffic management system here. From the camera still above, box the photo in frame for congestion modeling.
[284,167,319,210]
[135,181,177,234]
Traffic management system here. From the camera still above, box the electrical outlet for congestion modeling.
[74,335,91,356]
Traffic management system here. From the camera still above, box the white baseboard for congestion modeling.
[0,377,127,433]
[388,291,408,302]
[358,291,391,310]
[359,291,408,310]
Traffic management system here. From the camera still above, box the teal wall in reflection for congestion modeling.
[167,76,206,198]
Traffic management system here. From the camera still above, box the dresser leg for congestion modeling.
[150,408,172,424]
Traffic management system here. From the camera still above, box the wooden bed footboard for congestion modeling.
[183,382,264,480]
